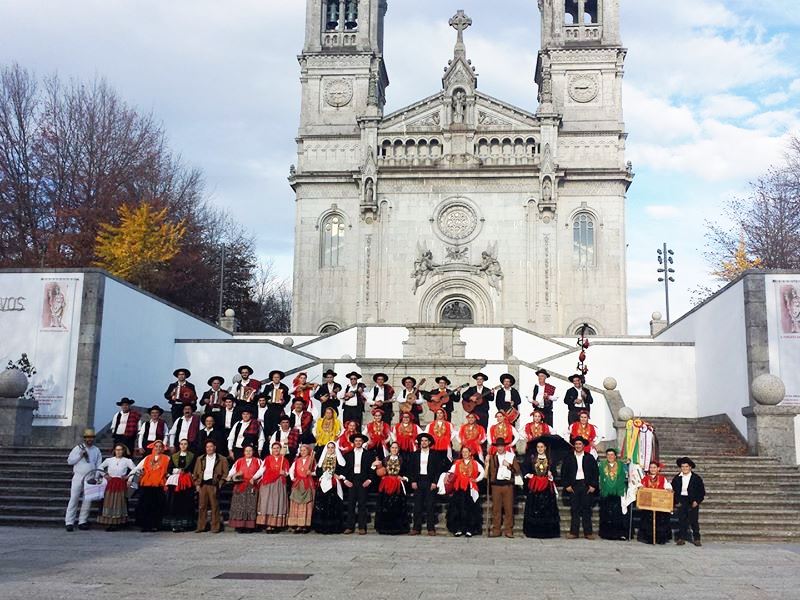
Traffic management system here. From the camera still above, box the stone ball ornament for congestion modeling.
[0,369,29,398]
[603,377,617,391]
[618,406,635,422]
[751,374,785,406]
[224,308,236,318]
[651,311,663,321]
[282,337,294,347]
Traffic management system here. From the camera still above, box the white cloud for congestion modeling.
[700,94,758,119]
[790,79,800,94]
[624,84,697,144]
[762,91,789,106]
[746,110,800,135]
[645,205,681,220]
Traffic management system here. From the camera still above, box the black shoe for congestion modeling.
[65,525,74,532]
[77,523,90,531]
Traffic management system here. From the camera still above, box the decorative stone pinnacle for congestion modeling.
[449,10,472,57]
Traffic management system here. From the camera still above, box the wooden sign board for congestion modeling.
[636,488,673,513]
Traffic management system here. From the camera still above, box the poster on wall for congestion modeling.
[0,274,83,426]
[767,277,800,405]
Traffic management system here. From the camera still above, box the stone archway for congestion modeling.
[418,277,494,324]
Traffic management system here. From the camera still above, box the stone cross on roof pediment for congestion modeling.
[442,10,477,93]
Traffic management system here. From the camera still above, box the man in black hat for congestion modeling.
[672,457,705,547]
[531,369,556,426]
[227,405,265,459]
[260,370,290,438]
[422,376,461,421]
[232,365,261,405]
[314,369,342,415]
[164,368,197,423]
[494,374,521,421]
[487,437,521,538]
[339,371,366,426]
[561,436,599,539]
[110,398,140,456]
[407,432,446,536]
[564,374,593,425]
[200,376,230,424]
[367,373,395,425]
[397,376,425,425]
[341,432,375,534]
[136,405,168,456]
[463,372,492,428]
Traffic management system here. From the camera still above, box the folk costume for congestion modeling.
[425,414,458,461]
[314,373,342,416]
[232,366,261,406]
[200,377,230,429]
[672,458,705,545]
[261,375,290,438]
[163,451,197,532]
[408,437,447,534]
[227,455,262,531]
[269,420,301,462]
[337,423,359,456]
[522,450,560,538]
[569,418,599,456]
[422,379,461,421]
[110,399,140,455]
[488,418,520,450]
[341,438,375,533]
[289,405,316,447]
[164,369,198,422]
[338,374,366,426]
[167,413,202,453]
[463,377,493,428]
[227,414,265,459]
[198,425,228,458]
[530,371,556,426]
[65,438,103,528]
[494,380,522,425]
[364,411,391,459]
[290,373,321,421]
[192,451,229,533]
[97,455,135,528]
[313,444,346,534]
[396,382,425,425]
[458,420,487,461]
[637,471,673,544]
[133,448,170,531]
[561,446,600,537]
[598,456,629,540]
[564,380,593,425]
[367,376,395,424]
[136,409,168,454]
[443,456,485,537]
[314,410,343,458]
[487,442,521,538]
[255,452,290,529]
[373,453,410,535]
[288,449,317,530]
[524,415,552,454]
[393,418,422,463]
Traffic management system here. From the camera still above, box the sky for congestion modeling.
[1,0,798,333]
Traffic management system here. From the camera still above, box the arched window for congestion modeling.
[321,214,345,267]
[573,212,596,268]
[440,299,474,324]
[344,0,358,30]
[565,0,579,24]
[320,323,340,335]
[325,0,340,31]
[584,0,599,24]
[574,325,597,336]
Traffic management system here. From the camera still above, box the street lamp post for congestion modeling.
[657,243,676,324]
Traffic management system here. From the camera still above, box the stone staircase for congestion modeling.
[2,416,800,541]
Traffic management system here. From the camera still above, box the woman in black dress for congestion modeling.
[312,441,345,534]
[637,461,673,544]
[445,446,485,537]
[163,439,197,532]
[522,440,561,538]
[373,442,410,535]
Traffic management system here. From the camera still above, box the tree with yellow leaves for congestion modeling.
[712,235,762,282]
[94,202,185,288]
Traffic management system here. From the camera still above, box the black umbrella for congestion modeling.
[528,434,573,472]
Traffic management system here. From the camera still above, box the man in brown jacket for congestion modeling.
[193,439,229,533]
[486,437,521,538]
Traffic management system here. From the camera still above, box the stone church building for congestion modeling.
[290,0,632,335]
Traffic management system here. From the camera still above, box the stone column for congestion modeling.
[0,369,37,447]
[649,311,667,336]
[742,374,800,465]
[218,308,237,332]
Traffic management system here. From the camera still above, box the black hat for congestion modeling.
[238,365,254,375]
[569,374,584,383]
[207,376,225,386]
[535,369,550,378]
[268,369,285,380]
[571,436,589,446]
[492,437,509,447]
[116,397,134,406]
[472,372,488,380]
[147,405,164,415]
[500,373,516,385]
[372,372,389,383]
[346,371,362,379]
[416,433,434,445]
[323,369,337,377]
[238,405,255,415]
[350,432,369,443]
[401,376,417,386]
[435,376,451,386]
[173,368,191,378]
[676,457,696,469]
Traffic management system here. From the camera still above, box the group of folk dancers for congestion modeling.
[65,368,705,545]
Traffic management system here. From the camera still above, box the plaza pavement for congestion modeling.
[0,527,798,599]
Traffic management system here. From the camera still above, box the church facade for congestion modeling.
[290,0,632,335]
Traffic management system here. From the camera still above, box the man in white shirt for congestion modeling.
[672,457,705,547]
[487,438,521,538]
[136,405,168,455]
[342,433,374,534]
[561,436,599,539]
[65,429,103,531]
[409,433,445,535]
[110,397,140,456]
[192,440,229,533]
[168,403,201,452]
